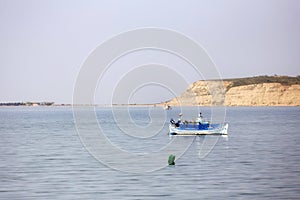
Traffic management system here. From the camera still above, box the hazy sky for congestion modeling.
[1,0,299,104]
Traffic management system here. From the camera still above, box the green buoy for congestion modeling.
[168,154,175,165]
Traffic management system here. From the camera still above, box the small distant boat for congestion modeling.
[164,105,172,110]
[169,113,228,136]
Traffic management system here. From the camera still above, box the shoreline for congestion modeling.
[0,104,299,107]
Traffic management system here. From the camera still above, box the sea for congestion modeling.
[0,106,299,199]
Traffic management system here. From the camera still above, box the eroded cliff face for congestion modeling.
[225,83,300,106]
[164,80,300,106]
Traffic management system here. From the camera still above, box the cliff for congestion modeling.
[163,76,300,106]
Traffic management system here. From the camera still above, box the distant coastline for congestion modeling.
[2,76,300,107]
[0,102,155,107]
[0,102,55,106]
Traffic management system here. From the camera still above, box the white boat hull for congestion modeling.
[169,123,228,136]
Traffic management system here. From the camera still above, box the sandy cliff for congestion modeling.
[163,76,300,106]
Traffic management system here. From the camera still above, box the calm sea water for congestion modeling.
[0,106,299,199]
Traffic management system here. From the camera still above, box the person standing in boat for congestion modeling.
[178,113,183,122]
[196,112,203,124]
[175,113,183,127]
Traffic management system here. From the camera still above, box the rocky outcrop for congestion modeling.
[162,76,300,106]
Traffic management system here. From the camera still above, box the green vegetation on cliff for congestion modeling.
[223,75,300,91]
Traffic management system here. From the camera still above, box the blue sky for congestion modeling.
[1,0,299,104]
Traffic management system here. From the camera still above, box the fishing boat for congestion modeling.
[164,105,172,110]
[169,113,228,136]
